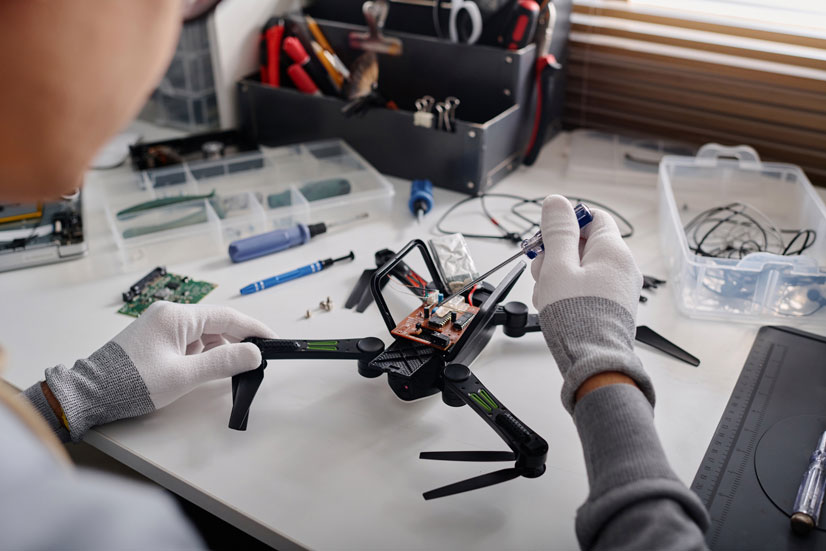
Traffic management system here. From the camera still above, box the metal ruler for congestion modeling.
[691,326,826,549]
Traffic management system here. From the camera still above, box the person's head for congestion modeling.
[0,1,202,201]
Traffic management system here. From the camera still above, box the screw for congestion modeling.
[505,56,513,64]
[503,88,512,96]
[468,130,476,138]
[304,310,312,319]
[467,181,475,189]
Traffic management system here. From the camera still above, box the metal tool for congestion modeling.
[448,0,483,44]
[228,213,367,263]
[414,95,435,128]
[349,0,403,56]
[437,203,593,307]
[409,179,434,223]
[435,102,448,131]
[522,1,562,167]
[445,96,460,128]
[791,430,826,535]
[116,190,216,220]
[499,0,540,50]
[240,251,355,295]
[259,17,284,87]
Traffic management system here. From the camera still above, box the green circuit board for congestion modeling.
[118,268,217,317]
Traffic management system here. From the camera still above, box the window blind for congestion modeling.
[565,0,826,183]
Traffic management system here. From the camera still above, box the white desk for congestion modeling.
[0,130,800,550]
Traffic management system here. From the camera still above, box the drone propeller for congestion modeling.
[423,467,521,500]
[420,450,516,462]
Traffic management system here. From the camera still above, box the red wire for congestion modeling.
[467,285,478,305]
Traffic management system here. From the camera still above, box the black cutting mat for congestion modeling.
[691,326,826,550]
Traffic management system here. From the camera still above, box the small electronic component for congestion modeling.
[424,331,450,348]
[453,312,473,330]
[118,266,217,317]
[428,313,449,328]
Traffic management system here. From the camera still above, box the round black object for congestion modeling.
[443,364,471,383]
[357,337,385,355]
[754,415,826,533]
[357,337,385,378]
[503,301,529,338]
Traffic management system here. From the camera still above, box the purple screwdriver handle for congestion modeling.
[522,203,593,259]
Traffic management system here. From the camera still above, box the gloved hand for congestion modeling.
[531,195,653,414]
[29,302,276,441]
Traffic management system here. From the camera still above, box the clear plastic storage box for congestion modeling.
[101,140,394,265]
[143,17,219,131]
[659,144,826,326]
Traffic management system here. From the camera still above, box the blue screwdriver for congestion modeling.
[435,203,593,306]
[409,179,433,224]
[229,213,367,263]
[240,251,355,295]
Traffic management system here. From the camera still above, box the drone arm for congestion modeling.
[245,337,385,361]
[229,337,385,430]
[441,364,548,473]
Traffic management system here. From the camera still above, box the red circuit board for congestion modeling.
[391,304,479,351]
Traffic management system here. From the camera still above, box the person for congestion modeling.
[0,1,709,549]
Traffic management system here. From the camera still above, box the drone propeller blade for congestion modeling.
[345,269,375,310]
[228,366,264,431]
[423,467,521,500]
[420,451,516,462]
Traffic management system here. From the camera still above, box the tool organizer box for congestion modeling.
[99,139,393,267]
[237,6,570,194]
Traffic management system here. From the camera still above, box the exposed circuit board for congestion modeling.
[391,296,479,351]
[118,266,217,317]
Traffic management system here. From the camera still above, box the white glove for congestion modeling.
[40,302,276,441]
[111,301,277,408]
[531,195,642,316]
[530,195,652,414]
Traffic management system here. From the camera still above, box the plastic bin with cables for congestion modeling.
[659,144,826,327]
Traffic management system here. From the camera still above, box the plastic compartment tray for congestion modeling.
[658,143,826,326]
[101,139,394,266]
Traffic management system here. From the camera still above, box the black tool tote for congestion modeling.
[237,1,570,194]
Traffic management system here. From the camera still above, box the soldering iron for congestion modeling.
[437,203,593,306]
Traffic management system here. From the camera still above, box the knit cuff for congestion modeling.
[21,383,71,443]
[539,296,654,414]
[45,342,154,442]
[572,384,710,549]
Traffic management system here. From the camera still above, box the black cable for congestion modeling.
[683,202,815,259]
[510,196,634,239]
[435,192,635,242]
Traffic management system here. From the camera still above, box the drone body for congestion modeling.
[229,239,550,499]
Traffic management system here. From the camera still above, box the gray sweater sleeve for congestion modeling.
[21,342,155,442]
[572,383,710,550]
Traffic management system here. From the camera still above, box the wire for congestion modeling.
[435,192,635,242]
[683,202,815,259]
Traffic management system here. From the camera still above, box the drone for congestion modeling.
[230,239,697,500]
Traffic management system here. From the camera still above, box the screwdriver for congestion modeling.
[228,213,367,263]
[436,203,593,306]
[791,430,826,535]
[240,251,355,295]
[409,179,434,224]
